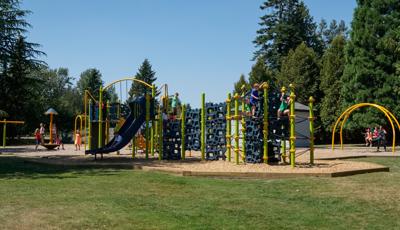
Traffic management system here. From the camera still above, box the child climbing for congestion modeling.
[171,92,181,119]
[277,88,290,119]
[75,129,81,151]
[250,83,260,117]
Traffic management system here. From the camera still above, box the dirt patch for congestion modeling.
[3,144,391,179]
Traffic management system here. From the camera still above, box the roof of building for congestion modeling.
[295,102,311,112]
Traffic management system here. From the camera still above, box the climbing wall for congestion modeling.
[244,90,289,163]
[163,120,181,160]
[205,102,227,160]
[184,108,201,151]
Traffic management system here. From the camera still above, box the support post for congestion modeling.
[241,93,246,162]
[88,99,92,150]
[309,96,315,165]
[234,93,240,165]
[263,83,269,163]
[201,93,206,161]
[145,93,150,159]
[159,107,163,160]
[3,119,6,148]
[226,93,232,162]
[151,85,156,156]
[289,84,296,168]
[181,104,186,160]
[49,114,53,144]
[106,100,110,144]
[84,93,87,151]
[98,86,103,148]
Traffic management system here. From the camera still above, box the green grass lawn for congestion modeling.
[0,156,399,229]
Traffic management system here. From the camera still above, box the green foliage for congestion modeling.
[278,42,320,104]
[318,19,348,48]
[76,68,103,99]
[341,0,400,130]
[320,35,346,132]
[129,59,157,98]
[253,0,323,70]
[248,58,273,87]
[233,74,250,95]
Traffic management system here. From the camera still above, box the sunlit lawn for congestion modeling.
[0,156,399,229]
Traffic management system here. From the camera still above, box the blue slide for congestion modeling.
[85,97,146,155]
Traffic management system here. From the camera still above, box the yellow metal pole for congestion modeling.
[201,93,205,161]
[49,114,53,144]
[226,93,232,162]
[84,93,87,151]
[241,93,246,162]
[234,93,240,165]
[98,86,103,148]
[2,119,6,148]
[263,83,269,163]
[151,85,155,156]
[145,93,150,159]
[88,99,92,150]
[289,85,296,168]
[181,104,186,160]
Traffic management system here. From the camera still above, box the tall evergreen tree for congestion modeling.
[320,35,346,132]
[253,0,322,70]
[248,58,273,86]
[318,19,348,48]
[341,0,400,130]
[278,42,320,104]
[233,74,250,95]
[76,68,104,99]
[129,59,157,98]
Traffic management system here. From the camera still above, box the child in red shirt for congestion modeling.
[34,128,41,151]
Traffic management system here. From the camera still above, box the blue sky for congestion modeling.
[22,0,356,107]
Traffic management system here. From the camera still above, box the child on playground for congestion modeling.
[55,133,65,150]
[250,83,260,117]
[377,126,387,152]
[39,123,45,145]
[75,129,81,151]
[365,128,372,147]
[171,92,181,119]
[34,128,41,151]
[277,90,290,119]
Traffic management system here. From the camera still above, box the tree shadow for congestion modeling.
[0,156,128,180]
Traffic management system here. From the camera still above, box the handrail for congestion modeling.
[103,77,153,91]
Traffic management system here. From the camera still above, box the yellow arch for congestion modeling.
[332,103,400,153]
[103,77,153,91]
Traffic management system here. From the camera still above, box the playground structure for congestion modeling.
[80,77,317,168]
[332,103,400,153]
[1,119,25,148]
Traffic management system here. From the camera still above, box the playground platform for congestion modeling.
[0,144,395,179]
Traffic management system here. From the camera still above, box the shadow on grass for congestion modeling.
[0,156,128,180]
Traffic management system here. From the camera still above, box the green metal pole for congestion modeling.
[241,94,246,162]
[289,84,296,168]
[181,104,186,160]
[309,96,315,165]
[88,99,92,150]
[151,85,155,156]
[226,93,232,162]
[201,93,205,161]
[159,107,163,160]
[145,93,150,159]
[234,93,240,165]
[263,83,269,163]
[98,86,103,148]
[3,119,6,148]
[106,100,110,144]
